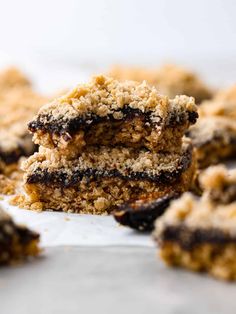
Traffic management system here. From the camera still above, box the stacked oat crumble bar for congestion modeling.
[22,75,198,213]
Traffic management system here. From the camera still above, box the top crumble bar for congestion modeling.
[28,75,198,154]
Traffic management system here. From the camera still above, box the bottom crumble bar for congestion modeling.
[21,141,195,214]
[154,165,236,281]
[158,241,236,281]
[0,207,39,264]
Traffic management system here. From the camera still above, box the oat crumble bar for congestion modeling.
[0,206,39,264]
[22,140,195,213]
[0,67,30,92]
[0,86,49,173]
[28,75,198,155]
[154,165,236,281]
[200,84,236,118]
[109,64,213,103]
[186,116,236,168]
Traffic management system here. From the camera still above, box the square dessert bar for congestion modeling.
[200,84,236,119]
[28,75,198,155]
[0,86,49,173]
[109,64,213,103]
[0,206,39,264]
[186,116,236,168]
[22,140,195,213]
[0,67,30,92]
[154,166,236,281]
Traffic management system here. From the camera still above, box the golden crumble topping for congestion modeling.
[200,84,236,118]
[35,75,197,124]
[23,140,192,178]
[155,165,236,232]
[0,86,48,141]
[109,64,212,103]
[0,67,30,92]
[186,116,236,168]
[154,192,236,234]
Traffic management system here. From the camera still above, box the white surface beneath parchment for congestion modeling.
[0,198,153,248]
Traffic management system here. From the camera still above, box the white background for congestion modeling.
[0,0,236,62]
[0,0,235,91]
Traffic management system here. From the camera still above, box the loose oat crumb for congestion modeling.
[94,197,110,211]
[0,174,18,195]
[30,202,43,211]
[10,195,30,208]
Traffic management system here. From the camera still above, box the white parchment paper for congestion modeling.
[0,198,153,248]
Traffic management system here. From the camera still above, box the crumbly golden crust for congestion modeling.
[0,163,24,195]
[0,86,49,169]
[109,64,213,103]
[29,75,198,153]
[0,67,30,92]
[159,242,236,281]
[155,193,236,233]
[23,140,193,179]
[200,84,236,118]
[0,206,39,264]
[154,166,236,281]
[199,165,236,204]
[0,87,48,141]
[0,174,18,195]
[186,116,236,168]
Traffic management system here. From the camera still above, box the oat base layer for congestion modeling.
[159,242,236,281]
[17,162,194,214]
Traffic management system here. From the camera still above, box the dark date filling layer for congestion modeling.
[28,105,198,137]
[26,146,192,187]
[113,194,179,231]
[186,130,236,148]
[160,225,236,251]
[0,145,36,165]
[0,134,37,165]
